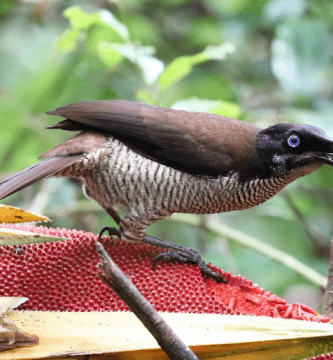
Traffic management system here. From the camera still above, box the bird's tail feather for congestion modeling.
[0,156,82,200]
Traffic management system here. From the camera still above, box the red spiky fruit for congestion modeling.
[0,224,332,359]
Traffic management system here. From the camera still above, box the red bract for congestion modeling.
[0,223,328,320]
[1,224,332,359]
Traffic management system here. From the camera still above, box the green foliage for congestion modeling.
[158,43,235,91]
[272,19,331,94]
[1,0,333,309]
[172,98,242,118]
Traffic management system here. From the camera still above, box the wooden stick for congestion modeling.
[95,241,198,360]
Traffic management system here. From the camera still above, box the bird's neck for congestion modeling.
[206,162,321,213]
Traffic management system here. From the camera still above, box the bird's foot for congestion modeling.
[98,229,225,284]
[144,235,226,284]
[153,250,225,284]
[99,226,121,240]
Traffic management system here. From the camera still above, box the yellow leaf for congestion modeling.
[0,228,68,246]
[0,297,38,351]
[0,205,50,224]
[2,312,333,359]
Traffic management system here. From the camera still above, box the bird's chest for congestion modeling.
[188,159,322,214]
[180,172,299,214]
[79,141,299,216]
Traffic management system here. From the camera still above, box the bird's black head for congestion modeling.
[249,124,333,180]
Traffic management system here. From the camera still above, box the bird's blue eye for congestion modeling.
[287,134,300,148]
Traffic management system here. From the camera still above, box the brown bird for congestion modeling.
[1,100,333,283]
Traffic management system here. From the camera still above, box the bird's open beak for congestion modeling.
[305,138,333,166]
[310,151,333,166]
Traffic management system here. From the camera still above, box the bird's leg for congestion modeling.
[99,207,122,239]
[99,209,225,284]
[142,235,225,284]
[118,215,225,283]
[107,207,122,225]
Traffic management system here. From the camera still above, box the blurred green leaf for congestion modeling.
[60,6,129,55]
[159,56,196,91]
[264,0,307,24]
[189,18,223,47]
[158,43,235,91]
[98,9,129,40]
[203,0,250,16]
[64,6,128,40]
[97,42,124,70]
[272,19,331,94]
[124,14,161,45]
[203,43,236,60]
[64,6,97,29]
[136,90,159,105]
[0,0,15,16]
[101,43,164,84]
[57,29,81,51]
[172,98,242,118]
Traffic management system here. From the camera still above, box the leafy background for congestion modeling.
[1,0,333,311]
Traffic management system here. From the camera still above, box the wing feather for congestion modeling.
[47,100,260,176]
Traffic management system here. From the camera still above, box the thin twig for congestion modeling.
[95,242,198,360]
[281,191,327,249]
[322,238,333,318]
[171,213,327,289]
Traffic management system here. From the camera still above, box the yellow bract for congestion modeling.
[0,205,50,224]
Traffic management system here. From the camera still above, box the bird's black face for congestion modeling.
[252,124,333,179]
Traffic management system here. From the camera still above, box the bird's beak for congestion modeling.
[312,153,333,166]
[309,140,333,166]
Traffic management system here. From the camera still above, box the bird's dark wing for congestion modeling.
[47,100,260,177]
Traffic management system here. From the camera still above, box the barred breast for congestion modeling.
[58,138,308,241]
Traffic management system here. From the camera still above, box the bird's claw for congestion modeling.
[99,226,121,240]
[153,250,226,284]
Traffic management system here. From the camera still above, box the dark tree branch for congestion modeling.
[95,242,199,360]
